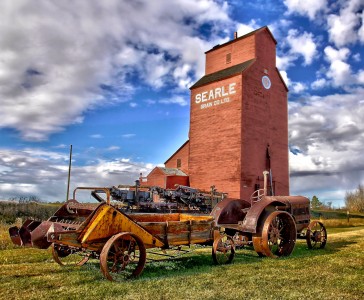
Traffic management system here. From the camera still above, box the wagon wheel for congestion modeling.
[261,211,297,258]
[212,234,235,265]
[306,221,327,249]
[100,232,146,281]
[52,244,90,266]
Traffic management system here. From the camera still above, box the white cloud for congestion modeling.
[280,70,289,86]
[121,133,136,138]
[0,0,233,141]
[283,0,328,20]
[0,147,153,202]
[359,10,364,43]
[159,95,188,106]
[324,46,353,86]
[90,134,103,139]
[236,20,260,36]
[357,70,364,84]
[107,146,120,151]
[276,55,296,71]
[324,46,350,62]
[311,78,327,89]
[129,102,137,108]
[327,0,364,47]
[286,30,318,65]
[291,82,306,94]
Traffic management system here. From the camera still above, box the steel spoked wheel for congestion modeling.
[100,232,146,281]
[261,211,297,258]
[212,235,235,265]
[306,221,327,249]
[52,244,90,266]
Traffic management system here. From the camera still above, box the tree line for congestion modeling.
[311,184,364,212]
[0,201,61,223]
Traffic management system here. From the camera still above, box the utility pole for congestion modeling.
[66,145,73,202]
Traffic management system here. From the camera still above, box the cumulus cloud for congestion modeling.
[283,0,328,20]
[0,0,233,141]
[324,46,354,86]
[276,55,296,71]
[311,78,327,89]
[236,20,260,36]
[291,82,307,94]
[286,30,318,65]
[0,148,152,201]
[327,0,364,47]
[288,89,364,201]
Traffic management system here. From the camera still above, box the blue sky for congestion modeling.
[0,0,363,207]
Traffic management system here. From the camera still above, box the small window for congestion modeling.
[226,53,231,64]
[177,159,181,168]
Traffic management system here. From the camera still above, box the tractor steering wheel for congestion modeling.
[250,189,265,203]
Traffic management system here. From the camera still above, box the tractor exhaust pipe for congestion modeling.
[263,170,269,196]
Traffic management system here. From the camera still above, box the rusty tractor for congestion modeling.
[9,171,327,281]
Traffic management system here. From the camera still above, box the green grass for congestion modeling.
[0,225,363,300]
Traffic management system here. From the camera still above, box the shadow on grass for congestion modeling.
[6,237,358,283]
[292,238,358,258]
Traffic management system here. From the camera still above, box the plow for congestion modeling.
[9,172,327,281]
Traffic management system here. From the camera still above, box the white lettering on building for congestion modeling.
[195,82,236,104]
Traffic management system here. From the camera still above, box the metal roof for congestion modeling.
[157,167,188,176]
[205,26,277,54]
[190,59,255,89]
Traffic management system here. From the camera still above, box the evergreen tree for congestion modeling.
[311,195,323,209]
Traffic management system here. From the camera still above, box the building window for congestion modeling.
[177,159,181,168]
[226,53,231,64]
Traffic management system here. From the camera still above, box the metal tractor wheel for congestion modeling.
[212,234,235,265]
[260,211,297,258]
[306,221,327,249]
[52,244,90,266]
[100,232,146,281]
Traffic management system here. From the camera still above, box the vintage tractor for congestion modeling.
[211,171,327,257]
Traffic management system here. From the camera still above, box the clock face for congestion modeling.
[262,75,271,90]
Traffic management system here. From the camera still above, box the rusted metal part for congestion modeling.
[306,221,327,249]
[73,187,111,204]
[252,236,265,257]
[8,226,22,246]
[258,211,297,258]
[212,234,235,264]
[210,198,250,225]
[52,244,90,266]
[100,232,147,281]
[232,232,251,248]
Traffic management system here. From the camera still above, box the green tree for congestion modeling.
[311,195,323,209]
[345,184,364,212]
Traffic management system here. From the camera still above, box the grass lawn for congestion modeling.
[0,225,363,300]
